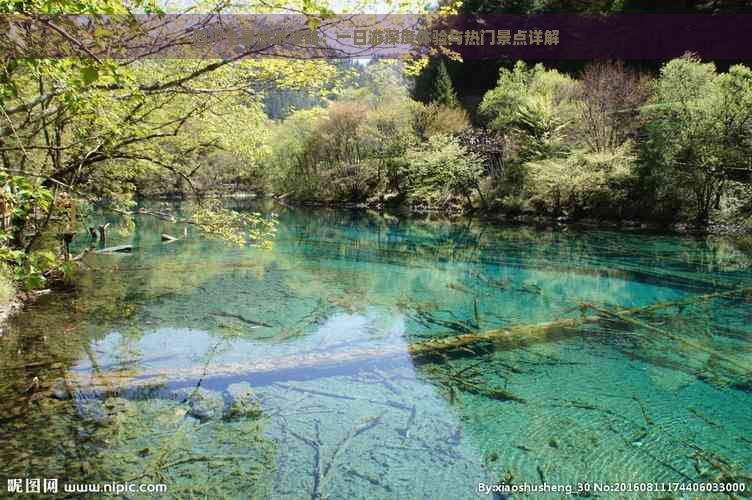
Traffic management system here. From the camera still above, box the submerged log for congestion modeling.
[61,232,75,260]
[209,310,273,327]
[56,286,752,395]
[95,244,133,254]
[406,285,752,359]
[97,223,110,244]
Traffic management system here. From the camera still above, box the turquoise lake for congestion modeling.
[1,202,751,499]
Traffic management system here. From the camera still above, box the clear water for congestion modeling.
[2,202,752,499]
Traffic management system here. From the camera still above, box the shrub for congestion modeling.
[402,134,484,209]
[525,141,637,216]
[412,102,470,139]
[264,97,418,202]
[642,55,752,223]
[479,61,577,161]
[264,108,328,199]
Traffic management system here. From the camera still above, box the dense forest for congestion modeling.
[1,0,752,302]
[260,56,752,226]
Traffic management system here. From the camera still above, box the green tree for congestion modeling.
[643,55,752,224]
[480,60,646,218]
[430,60,459,108]
[0,0,370,291]
[480,61,577,161]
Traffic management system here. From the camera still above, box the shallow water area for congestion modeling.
[2,202,752,499]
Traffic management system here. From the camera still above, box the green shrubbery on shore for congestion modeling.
[258,57,752,228]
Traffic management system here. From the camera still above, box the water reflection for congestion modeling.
[1,202,751,498]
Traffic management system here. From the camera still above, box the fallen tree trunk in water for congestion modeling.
[55,286,752,396]
[95,244,133,254]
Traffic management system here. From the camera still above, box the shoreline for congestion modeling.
[141,190,752,237]
[1,287,55,327]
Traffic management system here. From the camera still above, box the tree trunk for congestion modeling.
[56,286,752,396]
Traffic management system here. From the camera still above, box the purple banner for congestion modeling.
[1,14,750,59]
